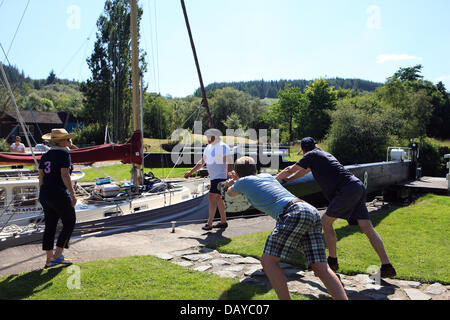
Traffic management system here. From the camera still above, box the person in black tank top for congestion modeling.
[276,137,396,278]
[39,129,77,269]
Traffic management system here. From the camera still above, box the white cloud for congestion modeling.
[376,54,423,64]
[435,75,450,83]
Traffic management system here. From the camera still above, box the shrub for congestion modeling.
[418,138,440,176]
[72,123,105,146]
[418,138,449,177]
[161,141,182,152]
[0,139,9,152]
[326,97,394,165]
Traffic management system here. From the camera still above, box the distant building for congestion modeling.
[0,110,64,144]
[57,111,84,133]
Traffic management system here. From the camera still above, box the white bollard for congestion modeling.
[445,154,450,191]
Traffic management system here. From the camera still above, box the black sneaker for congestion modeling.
[202,224,213,231]
[380,263,397,278]
[213,222,228,229]
[327,256,339,272]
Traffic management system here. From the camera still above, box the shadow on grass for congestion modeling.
[219,281,273,300]
[0,265,67,300]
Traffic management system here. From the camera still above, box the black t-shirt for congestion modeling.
[296,148,359,200]
[39,147,73,194]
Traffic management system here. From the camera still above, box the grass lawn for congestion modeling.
[0,255,311,300]
[209,194,450,284]
[79,164,189,182]
[284,142,328,162]
[1,195,447,300]
[144,135,258,154]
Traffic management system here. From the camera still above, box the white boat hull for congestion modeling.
[1,169,209,231]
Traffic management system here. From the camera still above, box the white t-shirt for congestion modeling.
[35,144,51,152]
[203,141,231,180]
[11,143,25,153]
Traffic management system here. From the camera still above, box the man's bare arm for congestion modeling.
[276,164,310,182]
[184,157,206,178]
[227,186,238,197]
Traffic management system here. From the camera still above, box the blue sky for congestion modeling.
[1,0,449,97]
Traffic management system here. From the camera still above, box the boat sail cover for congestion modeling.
[0,131,143,165]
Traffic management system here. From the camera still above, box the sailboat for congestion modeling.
[0,0,209,241]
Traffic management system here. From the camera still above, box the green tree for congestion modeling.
[80,0,146,143]
[276,83,306,143]
[326,95,395,165]
[427,82,450,139]
[209,87,265,133]
[222,113,245,130]
[143,93,171,139]
[302,79,337,140]
[377,66,434,140]
[391,65,424,82]
[46,70,56,85]
[167,96,203,133]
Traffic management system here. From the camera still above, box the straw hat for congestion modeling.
[42,128,76,142]
[205,128,222,138]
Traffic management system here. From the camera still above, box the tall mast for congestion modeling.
[180,0,214,129]
[130,0,143,185]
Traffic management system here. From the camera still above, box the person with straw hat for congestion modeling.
[38,129,77,268]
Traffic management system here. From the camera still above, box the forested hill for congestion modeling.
[195,78,384,99]
[0,65,84,115]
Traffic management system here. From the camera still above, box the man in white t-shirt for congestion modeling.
[184,129,233,231]
[10,136,25,153]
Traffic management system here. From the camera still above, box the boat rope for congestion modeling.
[147,0,160,94]
[6,0,30,56]
[58,24,96,79]
[0,42,44,140]
[165,103,203,180]
[0,124,20,148]
[72,212,267,235]
[0,60,39,167]
[0,194,38,233]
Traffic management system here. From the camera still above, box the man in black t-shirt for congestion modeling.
[276,137,396,278]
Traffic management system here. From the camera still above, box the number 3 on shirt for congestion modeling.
[43,161,51,174]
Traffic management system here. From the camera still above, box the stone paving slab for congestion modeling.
[161,246,449,301]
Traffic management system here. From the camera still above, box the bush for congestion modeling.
[418,138,450,177]
[418,138,440,176]
[72,123,105,146]
[161,141,182,152]
[161,141,206,152]
[0,139,9,152]
[326,97,394,165]
[438,146,450,176]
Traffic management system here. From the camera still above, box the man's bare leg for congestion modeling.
[322,214,338,258]
[261,254,290,300]
[311,262,348,300]
[358,219,390,265]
